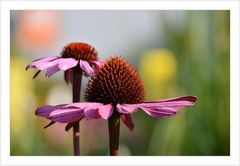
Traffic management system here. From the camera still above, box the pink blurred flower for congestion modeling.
[35,56,197,131]
[26,42,101,83]
[16,11,62,52]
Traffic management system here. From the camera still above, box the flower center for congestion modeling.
[61,42,98,61]
[85,56,145,105]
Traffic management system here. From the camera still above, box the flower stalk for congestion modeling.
[72,68,82,156]
[108,108,120,156]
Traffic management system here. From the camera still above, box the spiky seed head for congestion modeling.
[61,42,98,61]
[85,56,145,105]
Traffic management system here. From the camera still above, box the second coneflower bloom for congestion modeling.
[26,42,101,83]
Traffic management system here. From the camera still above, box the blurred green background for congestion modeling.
[10,10,229,156]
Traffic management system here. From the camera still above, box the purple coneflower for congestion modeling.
[27,42,100,156]
[35,56,197,155]
[26,42,100,82]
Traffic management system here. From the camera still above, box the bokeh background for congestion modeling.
[10,10,230,156]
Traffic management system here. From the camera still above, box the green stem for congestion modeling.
[72,68,82,156]
[108,109,120,156]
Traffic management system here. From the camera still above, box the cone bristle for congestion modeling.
[61,42,98,61]
[85,56,145,105]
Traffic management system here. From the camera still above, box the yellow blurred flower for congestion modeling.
[139,49,178,99]
[11,56,36,135]
[140,49,177,82]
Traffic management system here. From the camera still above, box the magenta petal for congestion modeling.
[32,56,58,63]
[35,104,66,118]
[64,69,73,84]
[58,58,78,71]
[137,96,197,118]
[26,56,58,70]
[84,104,103,120]
[79,60,94,76]
[145,96,197,104]
[65,102,103,120]
[139,106,177,118]
[84,107,100,120]
[140,96,197,109]
[66,102,102,109]
[48,108,83,123]
[45,64,60,77]
[98,104,113,119]
[35,58,62,70]
[121,114,134,131]
[116,104,137,114]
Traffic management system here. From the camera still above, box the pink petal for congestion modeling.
[26,56,58,70]
[35,104,66,118]
[65,102,104,120]
[83,103,104,120]
[79,60,94,76]
[137,96,197,118]
[64,69,73,84]
[66,102,102,109]
[140,96,197,109]
[121,114,134,131]
[84,107,100,120]
[116,104,137,114]
[34,58,62,70]
[48,108,83,123]
[139,106,177,118]
[45,64,60,77]
[145,96,197,104]
[58,58,78,71]
[32,56,58,63]
[98,104,113,119]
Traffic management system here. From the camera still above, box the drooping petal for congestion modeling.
[45,64,61,77]
[84,107,100,120]
[58,58,78,71]
[34,58,62,70]
[48,108,83,123]
[83,103,104,120]
[64,102,104,120]
[144,96,197,104]
[26,56,59,70]
[36,102,116,124]
[121,114,134,131]
[35,104,66,118]
[138,106,177,118]
[137,96,197,118]
[98,104,113,119]
[116,104,138,114]
[79,60,94,76]
[140,96,197,109]
[66,102,103,109]
[64,69,73,84]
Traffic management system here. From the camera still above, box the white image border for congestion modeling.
[0,0,239,165]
